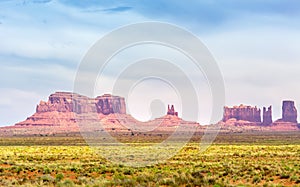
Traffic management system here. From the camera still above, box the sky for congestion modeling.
[1,0,300,126]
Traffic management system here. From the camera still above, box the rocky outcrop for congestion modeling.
[167,105,178,116]
[6,91,300,135]
[95,94,126,115]
[282,101,297,123]
[36,92,95,114]
[222,101,300,131]
[262,106,272,125]
[223,104,261,122]
[36,92,126,115]
[8,93,199,135]
[15,92,126,127]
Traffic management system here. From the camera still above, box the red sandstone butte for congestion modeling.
[222,101,300,132]
[167,104,178,116]
[282,100,297,123]
[223,104,261,122]
[1,92,299,136]
[1,93,199,136]
[15,92,126,127]
[262,106,272,125]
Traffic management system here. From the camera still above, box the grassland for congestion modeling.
[0,132,299,186]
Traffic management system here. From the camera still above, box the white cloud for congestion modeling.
[0,0,147,62]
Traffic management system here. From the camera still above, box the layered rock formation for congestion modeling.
[3,93,200,136]
[95,94,126,115]
[167,104,178,116]
[282,100,297,123]
[222,101,300,131]
[223,105,261,122]
[36,92,95,114]
[36,92,126,115]
[15,92,126,127]
[2,91,299,136]
[262,106,272,125]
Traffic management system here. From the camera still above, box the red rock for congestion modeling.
[36,92,126,115]
[167,104,178,116]
[271,121,300,131]
[16,92,127,127]
[223,104,261,122]
[282,100,297,123]
[95,94,126,115]
[36,92,95,114]
[262,106,272,125]
[3,92,299,136]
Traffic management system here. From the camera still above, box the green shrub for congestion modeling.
[43,167,51,174]
[55,173,64,182]
[252,176,261,183]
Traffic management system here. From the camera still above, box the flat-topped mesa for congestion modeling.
[262,106,272,125]
[37,92,75,113]
[223,104,261,122]
[282,100,297,123]
[36,92,96,114]
[95,94,126,115]
[167,104,178,116]
[36,92,126,115]
[15,92,127,127]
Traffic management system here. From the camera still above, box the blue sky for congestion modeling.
[1,0,300,126]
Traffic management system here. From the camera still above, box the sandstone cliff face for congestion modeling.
[15,92,126,127]
[36,92,95,114]
[262,106,272,125]
[282,101,297,123]
[222,101,299,131]
[10,97,199,135]
[36,92,126,115]
[95,94,126,115]
[9,91,300,134]
[223,105,261,122]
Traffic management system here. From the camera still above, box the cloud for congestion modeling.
[0,0,148,126]
[0,56,76,89]
[32,0,52,4]
[0,24,99,63]
[0,0,147,63]
[103,6,132,13]
[57,0,300,29]
[80,6,132,14]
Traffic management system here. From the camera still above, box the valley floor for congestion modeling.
[0,132,299,186]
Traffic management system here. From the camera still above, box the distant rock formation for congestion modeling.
[282,101,297,123]
[5,91,300,135]
[5,93,201,135]
[262,106,272,125]
[36,92,126,115]
[95,94,126,115]
[167,105,178,116]
[15,92,126,127]
[222,101,300,131]
[223,104,261,122]
[36,92,95,114]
